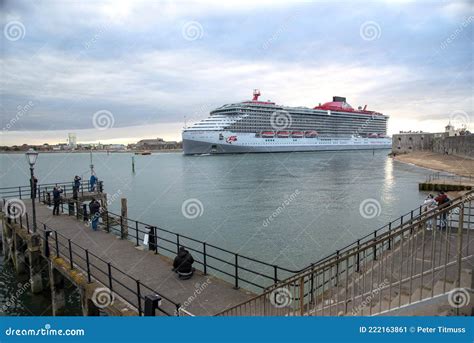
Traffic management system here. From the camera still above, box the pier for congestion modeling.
[419,172,474,192]
[1,181,290,316]
[1,181,473,317]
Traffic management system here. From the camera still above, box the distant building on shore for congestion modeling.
[132,137,180,150]
[392,122,473,158]
[68,133,77,149]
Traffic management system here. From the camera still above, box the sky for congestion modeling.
[0,0,473,145]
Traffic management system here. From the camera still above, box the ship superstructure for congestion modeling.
[182,90,390,154]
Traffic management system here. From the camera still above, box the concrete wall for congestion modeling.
[392,133,474,159]
[392,133,434,154]
[433,135,474,159]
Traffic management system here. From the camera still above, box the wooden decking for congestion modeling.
[23,200,256,315]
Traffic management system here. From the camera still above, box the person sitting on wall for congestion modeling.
[173,246,195,280]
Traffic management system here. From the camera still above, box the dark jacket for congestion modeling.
[173,248,194,273]
[53,188,63,201]
[74,177,81,188]
[89,201,100,216]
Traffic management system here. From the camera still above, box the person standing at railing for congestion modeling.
[422,194,437,230]
[89,172,97,192]
[435,191,451,229]
[73,175,81,199]
[52,185,63,216]
[89,198,101,231]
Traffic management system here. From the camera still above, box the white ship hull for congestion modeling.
[183,131,391,155]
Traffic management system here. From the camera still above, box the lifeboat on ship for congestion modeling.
[291,131,304,138]
[368,133,378,138]
[305,130,318,138]
[276,131,290,138]
[261,131,275,138]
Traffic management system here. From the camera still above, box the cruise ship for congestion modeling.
[182,90,391,155]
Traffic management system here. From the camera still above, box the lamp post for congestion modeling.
[25,148,39,233]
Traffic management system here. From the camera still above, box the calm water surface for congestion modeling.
[1,150,433,314]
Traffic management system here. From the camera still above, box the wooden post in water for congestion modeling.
[132,156,135,173]
[121,198,128,239]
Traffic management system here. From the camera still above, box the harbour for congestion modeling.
[1,150,473,316]
[1,1,473,340]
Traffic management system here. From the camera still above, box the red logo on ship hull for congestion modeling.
[226,136,237,144]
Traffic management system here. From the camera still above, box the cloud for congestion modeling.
[1,0,472,144]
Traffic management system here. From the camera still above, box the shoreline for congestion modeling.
[392,151,474,178]
[0,149,183,154]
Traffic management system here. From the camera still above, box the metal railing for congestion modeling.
[216,191,474,316]
[98,210,299,292]
[0,180,103,201]
[425,172,473,183]
[2,209,181,316]
[2,181,471,295]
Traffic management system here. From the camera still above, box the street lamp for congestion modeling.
[25,148,39,232]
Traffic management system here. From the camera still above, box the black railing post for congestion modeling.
[120,216,123,238]
[55,231,59,257]
[83,204,88,222]
[335,250,339,286]
[26,213,29,233]
[373,231,377,261]
[108,262,113,290]
[43,230,52,257]
[176,234,180,253]
[106,211,110,232]
[136,280,142,315]
[203,242,207,275]
[233,254,239,289]
[68,239,73,269]
[356,239,360,272]
[135,221,139,246]
[85,249,91,283]
[273,265,278,284]
[81,182,84,196]
[388,222,392,250]
[19,186,22,199]
[154,227,158,254]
